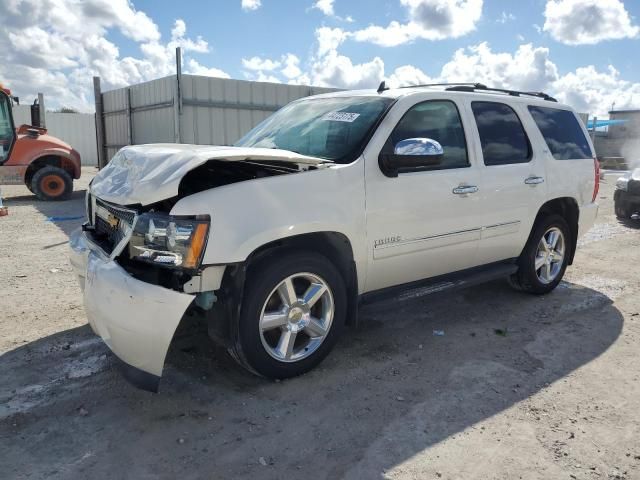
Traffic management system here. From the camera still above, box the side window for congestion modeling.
[384,100,469,172]
[0,94,15,163]
[528,106,593,160]
[471,101,531,166]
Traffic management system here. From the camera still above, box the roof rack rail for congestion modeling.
[399,82,488,90]
[376,81,558,102]
[444,85,557,102]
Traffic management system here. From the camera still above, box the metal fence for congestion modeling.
[13,105,98,166]
[96,74,338,167]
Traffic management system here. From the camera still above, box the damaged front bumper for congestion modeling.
[69,228,195,392]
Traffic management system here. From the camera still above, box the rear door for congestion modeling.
[465,100,548,264]
[527,106,596,209]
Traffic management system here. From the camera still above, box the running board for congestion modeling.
[360,260,518,305]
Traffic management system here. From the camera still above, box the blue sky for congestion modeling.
[1,0,639,115]
[130,0,640,81]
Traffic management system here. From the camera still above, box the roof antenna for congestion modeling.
[377,80,387,93]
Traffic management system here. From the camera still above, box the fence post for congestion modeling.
[93,76,107,169]
[126,87,133,146]
[173,47,183,143]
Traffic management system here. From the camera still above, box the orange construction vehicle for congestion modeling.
[0,85,81,201]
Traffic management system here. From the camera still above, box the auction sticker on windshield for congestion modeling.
[322,112,360,122]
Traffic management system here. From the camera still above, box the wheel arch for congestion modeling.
[245,231,359,325]
[533,197,579,265]
[25,154,78,187]
[207,231,359,349]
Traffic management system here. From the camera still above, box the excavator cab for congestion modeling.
[0,89,16,166]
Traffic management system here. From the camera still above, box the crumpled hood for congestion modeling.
[89,144,330,206]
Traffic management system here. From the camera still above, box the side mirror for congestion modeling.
[379,138,444,177]
[394,138,444,157]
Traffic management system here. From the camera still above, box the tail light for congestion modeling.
[592,157,600,202]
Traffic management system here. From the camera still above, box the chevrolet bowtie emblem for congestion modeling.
[106,214,119,228]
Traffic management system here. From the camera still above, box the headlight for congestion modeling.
[129,213,210,269]
[616,176,629,191]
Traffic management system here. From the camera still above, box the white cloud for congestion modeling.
[281,54,303,79]
[186,59,230,78]
[241,0,261,11]
[387,65,435,87]
[0,1,226,112]
[314,0,334,16]
[438,42,559,92]
[316,27,349,56]
[427,42,638,115]
[497,11,515,24]
[352,0,483,47]
[312,51,385,89]
[543,0,639,45]
[254,72,282,83]
[241,53,308,84]
[552,65,640,114]
[242,56,281,71]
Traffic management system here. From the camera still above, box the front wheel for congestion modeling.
[508,214,571,295]
[229,252,347,379]
[31,166,73,201]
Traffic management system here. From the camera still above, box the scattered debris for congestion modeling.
[433,330,445,336]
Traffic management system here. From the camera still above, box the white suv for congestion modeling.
[70,83,599,391]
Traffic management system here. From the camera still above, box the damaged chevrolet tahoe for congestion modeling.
[70,83,599,391]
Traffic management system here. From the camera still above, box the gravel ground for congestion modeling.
[0,169,639,480]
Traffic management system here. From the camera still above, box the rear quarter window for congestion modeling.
[528,106,593,160]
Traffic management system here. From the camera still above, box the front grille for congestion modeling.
[91,197,137,255]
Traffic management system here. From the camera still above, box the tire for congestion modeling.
[229,251,347,379]
[614,193,630,219]
[31,166,73,201]
[508,214,571,295]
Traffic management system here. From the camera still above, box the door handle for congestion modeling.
[452,185,479,195]
[524,176,544,185]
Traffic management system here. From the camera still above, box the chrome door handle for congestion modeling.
[452,185,479,195]
[524,176,545,185]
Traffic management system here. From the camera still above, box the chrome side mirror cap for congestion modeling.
[394,138,444,157]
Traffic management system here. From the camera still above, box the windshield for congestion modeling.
[234,96,394,164]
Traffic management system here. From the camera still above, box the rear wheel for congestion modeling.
[508,214,571,295]
[229,252,347,379]
[31,166,73,201]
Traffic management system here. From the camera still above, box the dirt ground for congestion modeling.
[1,167,639,480]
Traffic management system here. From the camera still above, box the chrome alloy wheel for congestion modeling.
[259,273,335,362]
[535,227,566,284]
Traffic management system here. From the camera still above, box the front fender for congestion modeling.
[170,162,366,273]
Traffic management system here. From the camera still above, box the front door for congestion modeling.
[364,96,484,293]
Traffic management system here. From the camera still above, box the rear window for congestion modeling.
[528,106,593,160]
[471,101,531,166]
